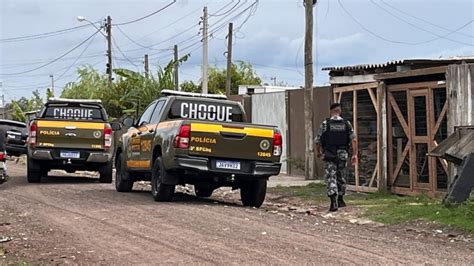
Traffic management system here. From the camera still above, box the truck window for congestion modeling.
[168,99,244,122]
[138,102,156,126]
[43,104,104,121]
[150,100,166,124]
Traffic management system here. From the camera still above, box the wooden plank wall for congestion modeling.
[446,63,474,182]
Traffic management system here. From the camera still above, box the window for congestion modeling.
[150,101,166,124]
[44,104,104,121]
[138,102,157,126]
[168,99,244,122]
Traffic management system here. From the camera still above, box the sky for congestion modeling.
[1,0,473,102]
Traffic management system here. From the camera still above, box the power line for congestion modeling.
[380,0,474,39]
[338,0,474,46]
[112,37,139,69]
[210,0,241,17]
[0,29,103,76]
[370,0,474,46]
[54,31,100,82]
[116,25,172,52]
[0,22,98,43]
[112,0,177,26]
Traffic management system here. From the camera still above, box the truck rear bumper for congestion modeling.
[29,149,111,163]
[174,156,281,177]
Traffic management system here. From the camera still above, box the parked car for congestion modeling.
[0,119,28,156]
[27,98,121,183]
[115,90,282,207]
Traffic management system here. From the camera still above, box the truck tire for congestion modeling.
[151,157,175,201]
[194,184,214,198]
[99,161,113,183]
[115,153,133,192]
[27,157,42,183]
[240,179,267,208]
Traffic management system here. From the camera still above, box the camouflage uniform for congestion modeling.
[315,116,356,197]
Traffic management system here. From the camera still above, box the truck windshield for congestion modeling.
[168,99,244,122]
[43,104,104,121]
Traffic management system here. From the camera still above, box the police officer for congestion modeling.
[315,103,358,212]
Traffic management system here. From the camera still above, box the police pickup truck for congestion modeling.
[115,90,282,207]
[27,98,119,183]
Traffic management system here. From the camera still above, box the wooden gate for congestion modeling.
[387,81,449,196]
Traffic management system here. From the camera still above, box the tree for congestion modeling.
[206,61,261,94]
[10,90,46,122]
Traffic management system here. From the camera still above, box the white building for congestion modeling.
[238,85,300,95]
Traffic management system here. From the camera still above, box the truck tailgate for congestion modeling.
[189,122,275,161]
[36,120,105,150]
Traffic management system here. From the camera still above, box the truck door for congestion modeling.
[127,102,156,170]
[138,100,165,164]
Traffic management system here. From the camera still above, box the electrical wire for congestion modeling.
[54,30,100,82]
[338,0,474,46]
[210,0,242,17]
[0,22,99,43]
[116,25,171,51]
[112,36,139,69]
[370,0,474,46]
[380,0,474,39]
[112,0,177,26]
[0,29,103,76]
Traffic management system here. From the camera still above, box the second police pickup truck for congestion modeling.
[116,90,282,207]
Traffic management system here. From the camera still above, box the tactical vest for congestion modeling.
[320,119,350,161]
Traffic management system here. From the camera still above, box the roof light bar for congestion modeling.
[161,89,227,100]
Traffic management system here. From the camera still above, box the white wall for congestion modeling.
[251,92,288,174]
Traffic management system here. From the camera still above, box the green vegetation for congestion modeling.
[8,59,262,122]
[268,183,474,232]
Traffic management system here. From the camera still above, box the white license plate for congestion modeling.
[60,151,80,159]
[7,134,17,139]
[216,160,241,170]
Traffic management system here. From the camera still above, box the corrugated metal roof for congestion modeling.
[322,57,474,71]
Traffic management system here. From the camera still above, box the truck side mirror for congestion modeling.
[110,122,122,131]
[122,117,135,128]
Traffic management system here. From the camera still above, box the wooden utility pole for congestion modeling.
[106,16,113,83]
[174,45,179,91]
[304,0,315,180]
[225,23,233,97]
[144,54,149,79]
[202,6,209,94]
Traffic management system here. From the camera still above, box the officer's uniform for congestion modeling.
[315,115,356,197]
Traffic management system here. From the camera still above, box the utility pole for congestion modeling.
[106,16,113,83]
[304,0,315,180]
[270,77,277,86]
[174,45,179,91]
[144,54,149,79]
[49,74,54,96]
[225,23,233,97]
[202,6,209,94]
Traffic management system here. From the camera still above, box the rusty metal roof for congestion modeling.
[322,57,474,71]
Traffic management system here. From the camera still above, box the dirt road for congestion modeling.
[1,163,472,264]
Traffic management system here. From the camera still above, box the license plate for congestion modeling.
[60,151,80,159]
[216,160,241,170]
[7,134,17,140]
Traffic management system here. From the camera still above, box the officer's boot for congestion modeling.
[329,195,338,212]
[338,195,346,208]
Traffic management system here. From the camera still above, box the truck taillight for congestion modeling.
[104,124,112,150]
[0,151,5,161]
[174,124,190,149]
[273,130,282,156]
[29,121,38,147]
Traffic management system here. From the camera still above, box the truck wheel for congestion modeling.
[151,157,175,202]
[194,184,214,198]
[99,161,113,183]
[115,153,133,192]
[27,157,42,183]
[240,179,267,208]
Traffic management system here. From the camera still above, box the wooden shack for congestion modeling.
[323,58,474,196]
